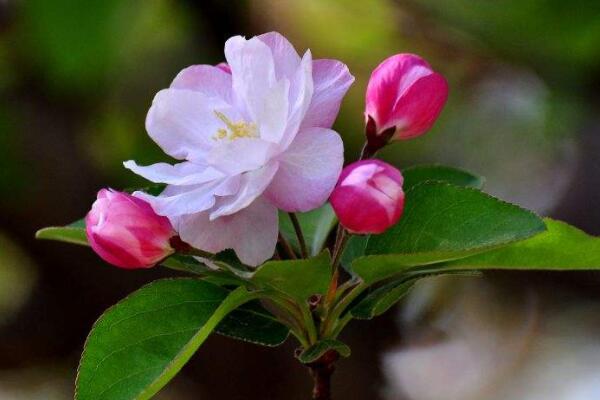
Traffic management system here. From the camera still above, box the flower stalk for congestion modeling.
[278,233,297,260]
[289,212,309,258]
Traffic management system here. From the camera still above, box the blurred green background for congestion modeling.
[1,1,599,399]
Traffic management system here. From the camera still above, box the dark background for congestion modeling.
[1,1,599,399]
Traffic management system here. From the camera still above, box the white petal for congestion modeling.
[133,181,219,217]
[301,59,355,129]
[225,36,291,144]
[225,36,277,118]
[207,138,277,175]
[145,88,232,161]
[214,175,241,196]
[279,50,314,150]
[123,160,224,185]
[257,32,301,80]
[254,78,290,143]
[265,127,344,212]
[177,196,278,266]
[170,64,233,104]
[210,161,279,219]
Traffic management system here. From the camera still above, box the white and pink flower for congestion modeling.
[124,32,354,266]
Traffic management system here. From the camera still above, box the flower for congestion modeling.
[85,189,175,269]
[365,53,448,144]
[124,32,354,266]
[330,160,404,234]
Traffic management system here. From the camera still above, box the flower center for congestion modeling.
[213,111,258,141]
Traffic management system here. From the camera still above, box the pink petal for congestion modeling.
[133,181,220,217]
[257,32,301,80]
[123,160,225,185]
[265,127,344,212]
[215,62,231,74]
[207,138,278,175]
[145,89,232,161]
[225,35,292,143]
[389,72,448,139]
[301,59,354,130]
[279,50,314,150]
[210,161,279,219]
[170,64,233,104]
[177,196,278,266]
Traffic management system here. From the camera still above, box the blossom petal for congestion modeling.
[177,196,278,266]
[210,161,279,219]
[145,88,233,161]
[388,72,448,139]
[257,32,301,79]
[225,35,291,143]
[133,181,219,217]
[207,138,278,175]
[170,64,233,103]
[279,50,314,150]
[301,59,355,130]
[123,160,225,185]
[214,175,241,196]
[265,127,343,212]
[225,36,276,116]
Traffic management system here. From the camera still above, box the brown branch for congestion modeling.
[307,350,339,400]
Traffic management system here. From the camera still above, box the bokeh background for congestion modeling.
[1,0,600,399]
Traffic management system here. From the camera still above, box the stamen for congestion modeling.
[213,111,258,141]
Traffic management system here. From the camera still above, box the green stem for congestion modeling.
[330,228,349,271]
[266,293,311,347]
[324,227,350,307]
[322,281,368,338]
[300,302,319,345]
[288,212,309,258]
[330,313,353,338]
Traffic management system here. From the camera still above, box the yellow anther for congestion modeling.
[212,111,258,141]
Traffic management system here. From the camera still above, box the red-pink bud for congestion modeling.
[85,189,175,269]
[215,62,231,74]
[365,54,448,142]
[330,160,405,234]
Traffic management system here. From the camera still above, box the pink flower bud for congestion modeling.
[215,62,231,74]
[85,189,175,269]
[365,54,448,144]
[330,160,405,234]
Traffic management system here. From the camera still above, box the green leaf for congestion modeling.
[367,182,544,255]
[352,252,489,285]
[442,218,600,270]
[279,204,337,256]
[356,182,545,284]
[252,252,332,303]
[297,339,351,364]
[76,279,260,400]
[340,235,369,273]
[402,164,484,191]
[350,280,415,320]
[160,255,247,286]
[341,166,484,273]
[216,300,289,347]
[35,219,87,246]
[160,254,207,274]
